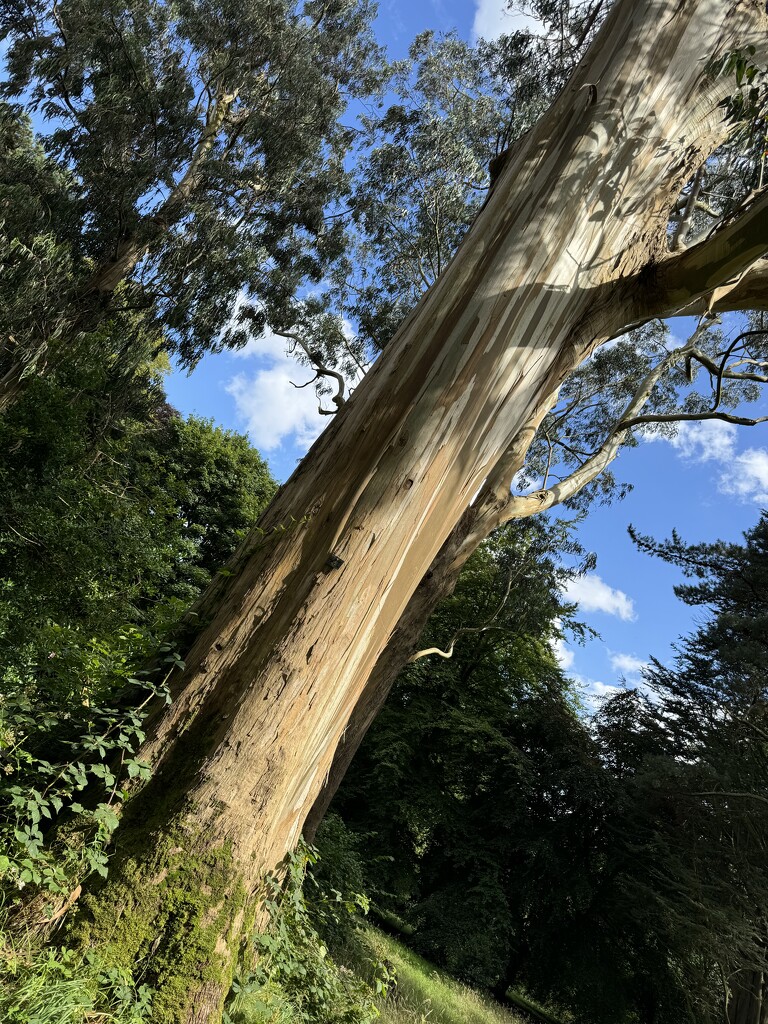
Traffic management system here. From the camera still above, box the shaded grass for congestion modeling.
[0,927,152,1024]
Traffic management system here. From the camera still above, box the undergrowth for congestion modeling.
[0,922,152,1023]
[363,928,522,1024]
[0,631,178,898]
[224,842,387,1024]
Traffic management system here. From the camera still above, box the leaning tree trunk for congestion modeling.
[66,3,768,1022]
[301,505,476,843]
[301,403,554,843]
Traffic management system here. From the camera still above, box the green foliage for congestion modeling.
[310,813,371,948]
[0,0,384,401]
[0,343,275,676]
[225,843,379,1024]
[0,930,153,1024]
[711,46,768,145]
[610,514,768,1022]
[0,319,275,905]
[0,641,174,896]
[0,102,81,386]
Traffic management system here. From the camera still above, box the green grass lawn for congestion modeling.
[358,927,524,1024]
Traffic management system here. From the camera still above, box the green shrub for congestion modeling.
[225,844,380,1024]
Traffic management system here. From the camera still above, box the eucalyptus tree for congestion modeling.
[18,3,768,1022]
[303,16,768,835]
[0,0,382,409]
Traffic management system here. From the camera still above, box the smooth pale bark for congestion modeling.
[70,3,768,1021]
[303,401,557,842]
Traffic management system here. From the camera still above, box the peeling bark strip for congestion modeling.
[75,3,768,1020]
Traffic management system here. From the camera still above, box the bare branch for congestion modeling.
[496,332,706,520]
[691,792,768,808]
[410,557,520,663]
[620,410,768,428]
[277,329,347,413]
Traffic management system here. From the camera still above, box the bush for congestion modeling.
[225,843,381,1024]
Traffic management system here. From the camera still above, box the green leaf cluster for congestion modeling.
[0,322,275,902]
[225,843,380,1024]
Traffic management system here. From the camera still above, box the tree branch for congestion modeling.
[86,89,239,295]
[410,558,519,663]
[691,792,768,808]
[276,330,347,413]
[620,409,768,428]
[497,332,706,520]
[649,189,768,319]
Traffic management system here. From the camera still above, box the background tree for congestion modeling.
[624,515,768,1024]
[0,330,275,892]
[0,0,382,408]
[329,513,768,1024]
[0,340,275,683]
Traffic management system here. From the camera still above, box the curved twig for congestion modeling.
[277,329,347,413]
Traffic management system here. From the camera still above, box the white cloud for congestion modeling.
[658,419,768,506]
[226,367,326,453]
[564,574,636,621]
[571,673,622,712]
[668,419,738,463]
[472,0,542,41]
[609,652,649,678]
[719,447,768,505]
[230,332,285,360]
[225,327,328,452]
[590,679,622,699]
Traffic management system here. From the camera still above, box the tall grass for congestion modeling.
[0,922,152,1024]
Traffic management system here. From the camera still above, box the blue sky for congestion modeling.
[165,0,768,708]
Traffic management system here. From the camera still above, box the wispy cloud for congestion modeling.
[564,574,636,621]
[720,448,768,505]
[472,0,542,41]
[590,679,622,699]
[660,419,768,505]
[572,673,622,712]
[551,635,575,670]
[609,651,649,679]
[668,419,738,462]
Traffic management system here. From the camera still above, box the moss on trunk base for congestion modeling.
[67,816,252,1024]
